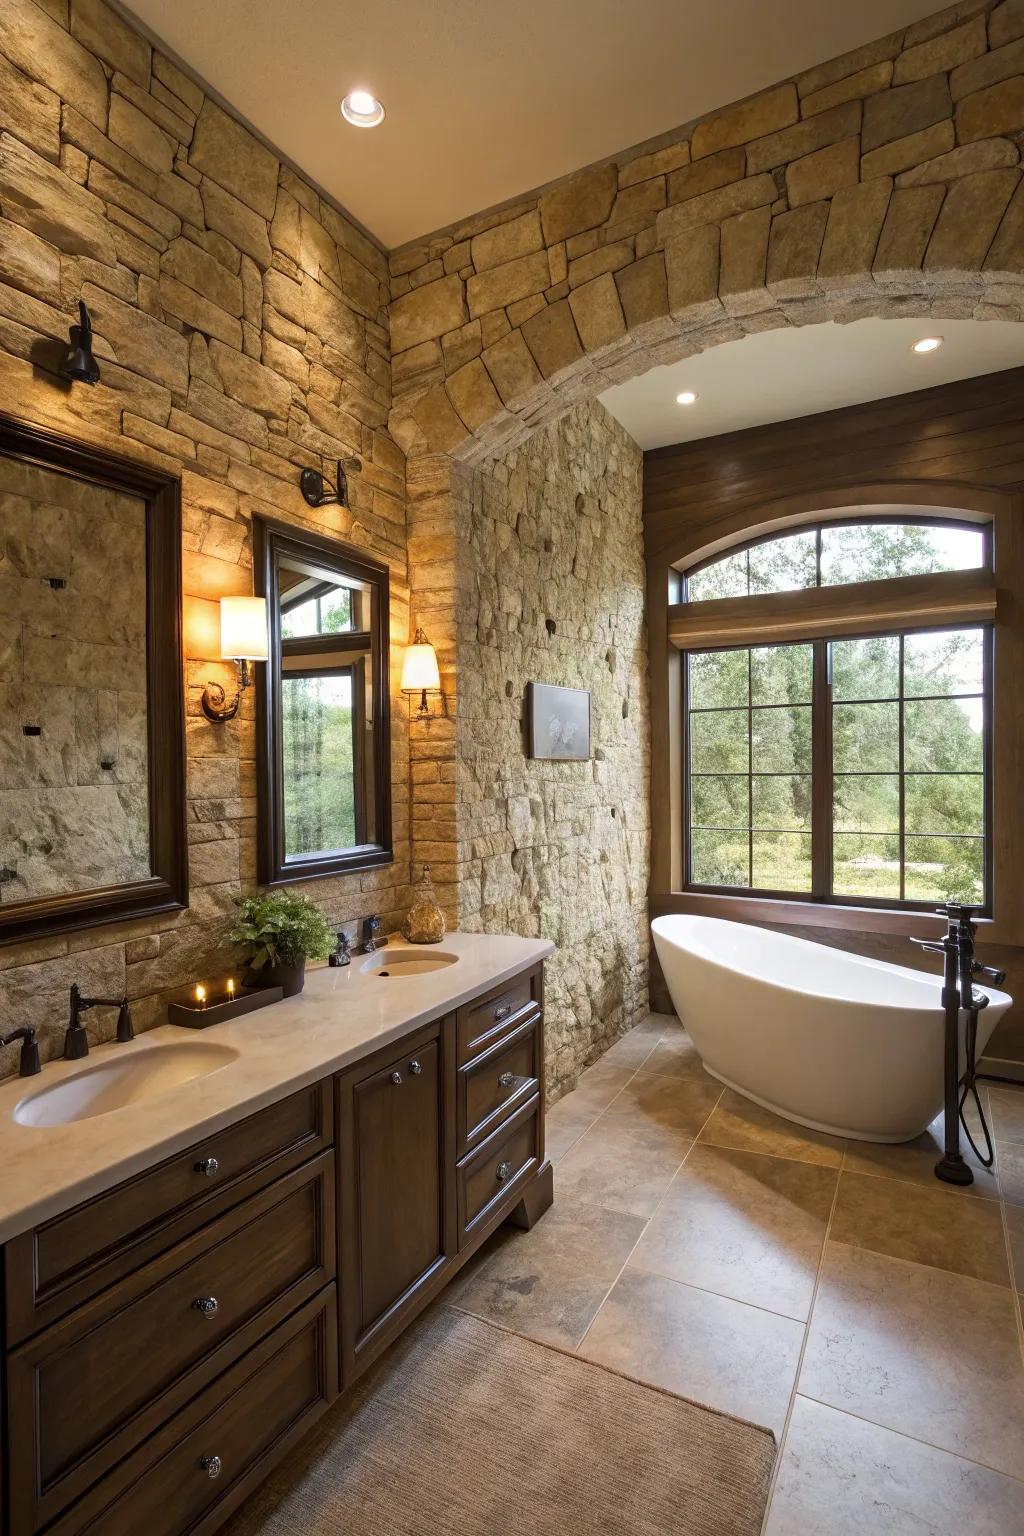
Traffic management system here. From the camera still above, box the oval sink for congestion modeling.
[360,948,460,978]
[14,1041,240,1128]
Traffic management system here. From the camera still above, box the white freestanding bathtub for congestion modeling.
[652,914,1012,1143]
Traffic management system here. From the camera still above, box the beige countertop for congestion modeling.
[0,931,553,1244]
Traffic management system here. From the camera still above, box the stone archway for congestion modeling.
[386,7,1024,931]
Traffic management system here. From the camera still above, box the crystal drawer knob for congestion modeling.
[193,1295,218,1317]
[390,1071,402,1085]
[498,1071,515,1091]
[494,1004,512,1021]
[194,1156,219,1177]
[200,1455,222,1480]
[409,1059,422,1075]
[495,1160,513,1183]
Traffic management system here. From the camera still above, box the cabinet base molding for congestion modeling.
[506,1159,554,1231]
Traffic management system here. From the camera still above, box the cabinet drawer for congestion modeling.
[5,1081,332,1344]
[458,1012,540,1155]
[457,1094,540,1244]
[46,1287,338,1536]
[456,964,542,1064]
[6,1153,335,1536]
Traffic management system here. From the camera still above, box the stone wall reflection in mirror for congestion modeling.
[0,458,150,901]
[257,516,392,885]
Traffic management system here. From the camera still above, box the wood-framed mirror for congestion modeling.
[0,413,188,944]
[254,515,392,884]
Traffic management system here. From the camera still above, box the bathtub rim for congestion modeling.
[651,912,1012,1017]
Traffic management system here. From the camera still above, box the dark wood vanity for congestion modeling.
[0,959,550,1536]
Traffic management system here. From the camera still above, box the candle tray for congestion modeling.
[167,980,284,1029]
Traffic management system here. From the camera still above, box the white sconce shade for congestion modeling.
[220,596,268,661]
[401,629,441,694]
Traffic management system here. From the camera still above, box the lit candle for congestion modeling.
[195,983,206,1009]
[226,978,235,1000]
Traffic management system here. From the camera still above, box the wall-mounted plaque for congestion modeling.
[526,682,591,761]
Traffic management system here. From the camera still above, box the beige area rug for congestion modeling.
[224,1304,776,1536]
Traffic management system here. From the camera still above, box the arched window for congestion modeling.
[677,517,993,910]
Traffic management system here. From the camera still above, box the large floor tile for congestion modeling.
[636,1030,710,1081]
[800,1242,1024,1477]
[602,1067,722,1136]
[829,1170,1010,1286]
[451,1199,645,1351]
[698,1089,846,1168]
[1007,1203,1024,1295]
[629,1144,836,1321]
[997,1140,1024,1207]
[990,1083,1024,1144]
[598,1027,659,1071]
[553,1114,690,1220]
[766,1395,1024,1536]
[843,1113,999,1199]
[578,1267,802,1437]
[545,1063,635,1162]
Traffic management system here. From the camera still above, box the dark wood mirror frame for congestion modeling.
[0,413,188,945]
[254,515,393,885]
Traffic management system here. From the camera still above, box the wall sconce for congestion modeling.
[401,627,441,718]
[201,596,268,723]
[299,456,362,509]
[60,300,100,386]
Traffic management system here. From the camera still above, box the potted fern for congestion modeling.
[227,891,335,997]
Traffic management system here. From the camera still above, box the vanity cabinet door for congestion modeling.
[339,1023,450,1378]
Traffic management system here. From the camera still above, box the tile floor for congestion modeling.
[449,1012,1024,1534]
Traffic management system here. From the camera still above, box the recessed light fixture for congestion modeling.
[912,336,943,354]
[676,389,698,405]
[341,89,385,127]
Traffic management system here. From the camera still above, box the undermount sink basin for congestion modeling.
[360,948,460,978]
[14,1041,240,1128]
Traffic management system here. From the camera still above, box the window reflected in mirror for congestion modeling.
[256,519,392,884]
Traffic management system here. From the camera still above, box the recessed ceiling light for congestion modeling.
[341,89,385,128]
[676,390,698,405]
[912,336,943,354]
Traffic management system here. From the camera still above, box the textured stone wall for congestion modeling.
[0,458,149,899]
[0,0,410,1076]
[387,0,1024,467]
[455,401,649,1098]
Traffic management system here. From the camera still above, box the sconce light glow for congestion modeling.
[676,390,699,406]
[220,596,268,662]
[341,90,385,127]
[401,627,441,718]
[912,336,943,354]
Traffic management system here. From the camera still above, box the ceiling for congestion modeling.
[123,0,941,249]
[599,319,1024,451]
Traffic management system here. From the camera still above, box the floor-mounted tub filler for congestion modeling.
[651,914,1012,1143]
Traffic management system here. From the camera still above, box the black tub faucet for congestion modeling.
[1,1026,41,1077]
[66,984,134,1060]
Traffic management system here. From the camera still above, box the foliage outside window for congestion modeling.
[282,670,358,857]
[683,521,990,910]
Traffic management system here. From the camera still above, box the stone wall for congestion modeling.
[0,457,149,900]
[387,0,1024,467]
[0,0,410,1076]
[455,401,649,1098]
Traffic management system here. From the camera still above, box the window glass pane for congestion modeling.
[820,523,984,585]
[904,629,984,697]
[833,833,901,899]
[905,697,984,772]
[690,709,748,772]
[690,648,748,708]
[687,551,748,601]
[904,837,984,904]
[905,774,984,836]
[280,584,354,638]
[691,774,748,828]
[691,828,749,887]
[748,531,817,595]
[752,775,811,830]
[751,643,812,705]
[833,774,900,834]
[752,832,812,891]
[831,636,899,701]
[282,673,356,857]
[751,705,811,773]
[833,701,899,772]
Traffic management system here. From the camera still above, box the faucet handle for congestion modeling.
[329,930,352,967]
[117,999,134,1042]
[1,1026,40,1078]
